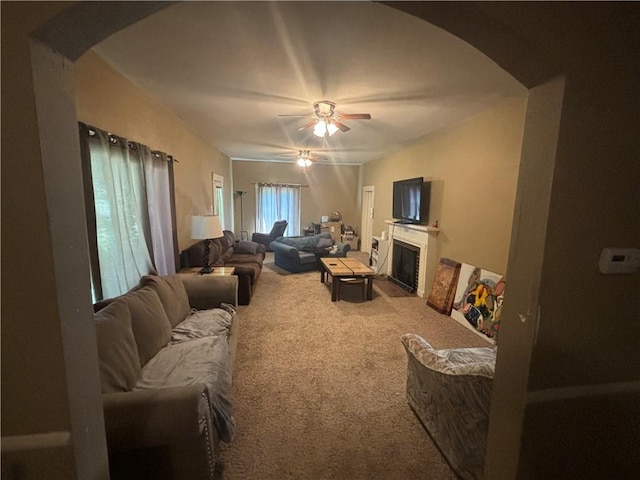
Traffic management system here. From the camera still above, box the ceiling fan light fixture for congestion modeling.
[313,119,338,138]
[297,157,312,167]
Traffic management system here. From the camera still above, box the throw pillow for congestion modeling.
[235,240,259,255]
[94,299,141,393]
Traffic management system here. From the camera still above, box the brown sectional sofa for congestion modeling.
[180,230,265,305]
[94,273,239,480]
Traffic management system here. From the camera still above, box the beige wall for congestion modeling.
[363,97,527,275]
[232,161,360,238]
[74,51,232,251]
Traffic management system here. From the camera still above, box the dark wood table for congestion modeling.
[319,257,374,301]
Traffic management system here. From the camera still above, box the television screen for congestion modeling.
[392,177,430,224]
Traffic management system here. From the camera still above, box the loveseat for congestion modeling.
[94,273,239,480]
[401,334,496,480]
[180,230,265,305]
[269,232,351,273]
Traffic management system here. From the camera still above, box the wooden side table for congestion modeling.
[178,266,236,276]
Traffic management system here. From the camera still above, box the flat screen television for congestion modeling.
[392,177,430,224]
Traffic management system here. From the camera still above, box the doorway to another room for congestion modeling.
[360,185,374,255]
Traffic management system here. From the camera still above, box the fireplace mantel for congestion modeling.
[385,220,440,298]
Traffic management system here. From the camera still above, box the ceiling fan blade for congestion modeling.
[278,114,311,118]
[297,120,317,131]
[339,113,371,120]
[333,121,351,133]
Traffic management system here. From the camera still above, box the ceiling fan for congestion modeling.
[280,149,328,167]
[279,100,371,137]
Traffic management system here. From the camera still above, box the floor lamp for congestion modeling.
[236,190,248,240]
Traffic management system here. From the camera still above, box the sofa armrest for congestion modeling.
[102,384,214,450]
[335,242,351,253]
[269,239,299,259]
[180,274,238,309]
[401,333,435,359]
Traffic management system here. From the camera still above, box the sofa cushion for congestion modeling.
[403,334,496,378]
[180,241,206,267]
[235,240,260,254]
[123,287,173,366]
[135,335,235,442]
[299,252,318,264]
[222,230,236,249]
[214,246,235,266]
[208,240,224,266]
[94,299,141,393]
[140,275,191,328]
[171,305,236,344]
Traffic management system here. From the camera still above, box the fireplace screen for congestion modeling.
[390,240,420,293]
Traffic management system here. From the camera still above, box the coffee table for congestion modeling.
[319,257,374,301]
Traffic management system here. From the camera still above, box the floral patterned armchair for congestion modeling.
[401,334,496,480]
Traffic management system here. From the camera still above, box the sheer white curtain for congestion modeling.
[87,131,154,299]
[81,124,176,300]
[256,184,301,236]
[141,146,176,276]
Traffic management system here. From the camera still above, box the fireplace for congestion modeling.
[384,220,439,298]
[390,240,420,293]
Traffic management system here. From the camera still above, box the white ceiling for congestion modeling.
[94,1,526,165]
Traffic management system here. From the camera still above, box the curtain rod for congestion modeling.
[254,182,309,188]
[82,123,178,163]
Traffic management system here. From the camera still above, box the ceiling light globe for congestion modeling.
[327,122,339,136]
[313,120,327,137]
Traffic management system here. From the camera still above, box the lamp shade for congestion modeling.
[191,215,224,240]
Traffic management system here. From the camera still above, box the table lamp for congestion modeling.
[191,215,224,274]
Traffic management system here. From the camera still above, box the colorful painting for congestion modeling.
[451,263,505,342]
[427,258,461,315]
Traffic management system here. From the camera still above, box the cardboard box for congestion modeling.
[341,234,359,250]
[321,222,342,242]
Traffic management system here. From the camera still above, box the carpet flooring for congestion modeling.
[216,252,492,480]
[372,277,415,298]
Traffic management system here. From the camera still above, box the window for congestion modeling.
[255,183,301,235]
[80,123,177,301]
[213,173,225,229]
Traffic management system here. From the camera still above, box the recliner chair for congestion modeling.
[252,220,288,251]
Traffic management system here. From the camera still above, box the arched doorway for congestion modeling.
[25,3,563,477]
